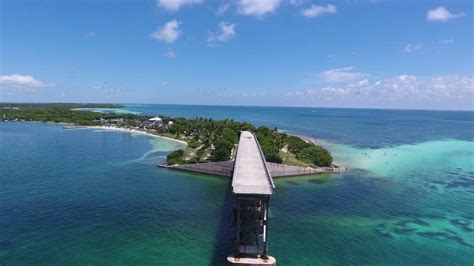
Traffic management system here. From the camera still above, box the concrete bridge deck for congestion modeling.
[161,130,277,264]
[232,131,275,196]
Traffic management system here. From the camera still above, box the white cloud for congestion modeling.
[290,75,474,110]
[0,74,55,89]
[94,85,124,98]
[427,6,464,22]
[289,0,307,6]
[301,4,337,18]
[208,21,236,44]
[164,48,176,58]
[237,0,281,17]
[358,79,369,86]
[319,66,367,83]
[150,19,181,43]
[439,39,454,44]
[404,43,423,53]
[156,0,202,12]
[217,3,230,15]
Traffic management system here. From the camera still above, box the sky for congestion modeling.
[0,0,473,110]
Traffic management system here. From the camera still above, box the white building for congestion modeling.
[149,116,162,122]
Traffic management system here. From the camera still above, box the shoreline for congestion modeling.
[69,125,188,146]
[82,126,345,173]
[283,131,348,170]
[5,121,344,175]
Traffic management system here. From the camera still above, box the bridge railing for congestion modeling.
[231,133,242,189]
[248,131,275,190]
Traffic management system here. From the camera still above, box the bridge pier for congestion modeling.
[227,195,275,265]
[228,131,276,265]
[235,195,270,258]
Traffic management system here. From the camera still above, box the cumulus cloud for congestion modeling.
[318,66,367,83]
[404,43,423,53]
[237,0,281,17]
[94,85,124,98]
[164,48,176,58]
[156,0,202,12]
[208,21,236,44]
[150,19,181,43]
[217,3,230,15]
[289,0,307,6]
[0,74,55,89]
[427,6,464,22]
[301,4,337,18]
[290,75,474,110]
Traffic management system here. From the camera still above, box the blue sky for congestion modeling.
[0,0,473,110]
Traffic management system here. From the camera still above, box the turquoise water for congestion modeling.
[1,105,474,265]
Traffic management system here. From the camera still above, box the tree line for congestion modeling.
[0,103,332,167]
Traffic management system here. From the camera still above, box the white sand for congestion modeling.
[77,125,188,145]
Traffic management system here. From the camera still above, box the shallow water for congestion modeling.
[1,105,473,265]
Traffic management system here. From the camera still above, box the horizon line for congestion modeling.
[1,101,473,112]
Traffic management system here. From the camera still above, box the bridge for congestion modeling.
[227,131,277,265]
[232,131,275,195]
[161,130,326,264]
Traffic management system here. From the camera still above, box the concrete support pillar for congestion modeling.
[235,197,241,257]
[262,197,269,259]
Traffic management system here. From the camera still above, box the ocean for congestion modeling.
[0,104,473,265]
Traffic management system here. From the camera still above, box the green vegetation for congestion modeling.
[254,127,284,163]
[1,103,333,167]
[285,135,332,166]
[296,146,332,167]
[0,103,129,125]
[166,150,185,165]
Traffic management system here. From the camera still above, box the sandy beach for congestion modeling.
[69,125,188,146]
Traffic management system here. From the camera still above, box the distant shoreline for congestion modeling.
[72,125,345,174]
[1,103,336,170]
[5,120,344,175]
[69,125,188,146]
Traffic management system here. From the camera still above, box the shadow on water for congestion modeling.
[211,180,236,265]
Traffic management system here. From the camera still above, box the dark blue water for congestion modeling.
[1,105,473,265]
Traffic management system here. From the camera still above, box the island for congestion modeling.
[1,103,341,175]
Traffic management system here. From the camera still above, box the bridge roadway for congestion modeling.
[228,131,276,265]
[232,131,275,195]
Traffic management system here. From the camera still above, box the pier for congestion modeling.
[227,131,276,265]
[159,131,338,264]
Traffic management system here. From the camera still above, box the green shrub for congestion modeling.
[185,158,199,164]
[264,152,283,163]
[211,138,234,161]
[286,135,311,153]
[188,139,200,149]
[166,149,184,165]
[296,146,332,167]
